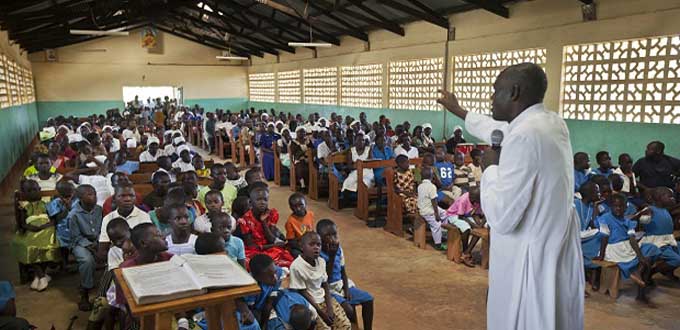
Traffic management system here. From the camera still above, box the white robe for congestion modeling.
[465,104,584,330]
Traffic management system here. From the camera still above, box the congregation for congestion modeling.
[4,95,680,330]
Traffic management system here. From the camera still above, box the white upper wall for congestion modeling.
[250,0,680,110]
[29,29,248,101]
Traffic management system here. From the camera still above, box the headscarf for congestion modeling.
[451,125,464,138]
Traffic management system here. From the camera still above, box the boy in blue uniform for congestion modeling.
[433,145,458,207]
[592,151,614,177]
[247,254,317,330]
[641,187,680,280]
[574,182,604,290]
[317,219,374,330]
[573,152,592,192]
[594,193,660,303]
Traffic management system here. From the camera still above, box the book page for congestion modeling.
[181,254,256,289]
[122,260,202,303]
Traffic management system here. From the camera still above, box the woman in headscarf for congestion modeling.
[445,125,466,154]
[260,122,279,181]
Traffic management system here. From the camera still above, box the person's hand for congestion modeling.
[435,215,442,223]
[436,89,462,113]
[481,149,500,169]
[640,256,651,268]
[344,290,352,302]
[592,256,604,261]
[326,241,340,254]
[319,309,334,326]
[325,304,335,323]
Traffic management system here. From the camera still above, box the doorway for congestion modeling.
[122,86,183,106]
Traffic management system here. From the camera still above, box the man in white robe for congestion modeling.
[438,63,584,330]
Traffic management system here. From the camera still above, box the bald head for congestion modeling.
[492,63,548,121]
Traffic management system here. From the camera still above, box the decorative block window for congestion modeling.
[562,35,680,124]
[388,57,443,110]
[452,48,547,115]
[340,63,383,108]
[303,67,338,105]
[248,72,275,102]
[6,59,19,106]
[0,55,9,108]
[24,68,35,103]
[18,66,27,105]
[277,70,301,104]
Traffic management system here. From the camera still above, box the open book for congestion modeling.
[121,254,256,305]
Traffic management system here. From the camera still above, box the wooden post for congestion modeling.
[442,224,462,263]
[288,143,297,192]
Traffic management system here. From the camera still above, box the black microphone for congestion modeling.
[491,129,503,152]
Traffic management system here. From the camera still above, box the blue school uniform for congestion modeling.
[434,161,455,201]
[46,197,78,247]
[244,267,312,330]
[597,212,660,278]
[592,167,614,177]
[598,200,637,222]
[319,246,374,306]
[225,236,246,263]
[641,206,680,267]
[574,199,602,269]
[116,161,140,175]
[574,169,591,192]
[371,146,394,186]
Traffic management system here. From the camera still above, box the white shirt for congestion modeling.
[289,256,328,304]
[613,167,635,193]
[172,159,195,172]
[107,246,124,271]
[466,104,583,330]
[79,174,114,206]
[28,173,63,191]
[394,145,419,159]
[317,141,332,161]
[193,214,236,233]
[417,179,437,216]
[166,234,197,256]
[139,150,165,163]
[164,144,176,156]
[99,206,152,243]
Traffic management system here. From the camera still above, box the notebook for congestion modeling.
[121,254,256,305]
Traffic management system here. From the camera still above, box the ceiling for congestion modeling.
[0,0,519,58]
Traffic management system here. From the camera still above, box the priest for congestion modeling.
[438,63,584,330]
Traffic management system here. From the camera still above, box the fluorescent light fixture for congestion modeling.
[216,55,249,61]
[70,29,129,36]
[288,42,332,48]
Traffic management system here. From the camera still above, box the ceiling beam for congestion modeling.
[156,24,252,58]
[345,0,405,36]
[23,21,149,51]
[307,2,369,41]
[461,0,509,18]
[375,0,448,29]
[160,20,263,57]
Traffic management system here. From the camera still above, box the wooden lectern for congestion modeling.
[114,268,260,330]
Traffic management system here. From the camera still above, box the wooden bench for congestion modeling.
[442,223,463,263]
[327,151,352,211]
[273,143,289,186]
[413,215,428,249]
[471,228,490,270]
[384,159,423,237]
[140,162,159,173]
[354,159,396,222]
[592,260,620,300]
[307,148,329,201]
[130,172,151,184]
[288,143,298,192]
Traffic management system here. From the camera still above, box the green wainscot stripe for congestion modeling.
[0,102,39,181]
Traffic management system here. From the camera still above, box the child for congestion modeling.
[26,153,62,190]
[237,182,293,267]
[573,152,592,193]
[12,179,60,292]
[574,182,605,289]
[211,212,246,268]
[467,149,483,184]
[165,204,197,256]
[224,162,248,190]
[592,151,614,177]
[46,180,76,267]
[452,151,472,191]
[594,193,660,303]
[417,167,470,251]
[194,190,230,233]
[286,193,315,257]
[317,220,374,330]
[640,188,680,280]
[156,155,176,182]
[613,153,637,195]
[172,145,195,173]
[192,155,210,177]
[67,184,103,311]
[289,304,315,330]
[446,186,484,267]
[143,171,171,209]
[232,196,251,224]
[393,155,418,215]
[198,163,238,213]
[434,145,460,205]
[247,254,317,330]
[289,232,351,330]
[0,281,33,329]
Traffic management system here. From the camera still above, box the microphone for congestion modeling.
[491,129,504,151]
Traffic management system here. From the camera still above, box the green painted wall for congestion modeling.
[36,98,249,124]
[249,101,680,161]
[0,102,39,182]
[36,100,123,123]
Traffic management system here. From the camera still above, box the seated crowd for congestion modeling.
[7,101,680,329]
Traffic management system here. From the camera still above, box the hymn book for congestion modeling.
[121,254,256,305]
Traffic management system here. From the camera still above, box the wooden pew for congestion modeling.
[215,129,225,160]
[592,260,620,299]
[135,183,154,197]
[354,159,394,222]
[130,172,151,184]
[327,151,351,211]
[471,228,490,270]
[273,143,289,186]
[198,177,213,187]
[139,162,159,173]
[288,143,298,192]
[384,158,423,237]
[307,148,328,201]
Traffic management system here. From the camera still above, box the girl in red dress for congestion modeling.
[237,182,293,268]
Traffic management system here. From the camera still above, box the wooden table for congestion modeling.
[114,268,260,330]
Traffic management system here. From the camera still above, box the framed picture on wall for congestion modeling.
[45,49,57,62]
